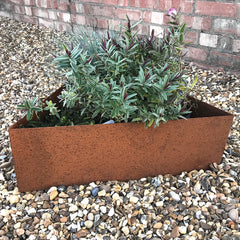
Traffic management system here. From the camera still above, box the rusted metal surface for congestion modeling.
[9,88,234,192]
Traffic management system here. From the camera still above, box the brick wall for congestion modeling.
[0,0,239,73]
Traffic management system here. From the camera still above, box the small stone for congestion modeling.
[100,206,107,214]
[152,177,161,187]
[88,213,94,221]
[91,187,99,197]
[122,226,129,235]
[81,198,89,206]
[49,190,58,200]
[169,191,181,202]
[98,190,106,197]
[57,185,67,192]
[153,222,162,229]
[16,228,25,236]
[42,213,51,220]
[44,219,51,228]
[76,229,89,238]
[108,207,115,217]
[84,220,93,229]
[69,204,78,212]
[60,216,68,223]
[229,209,239,222]
[48,186,57,193]
[200,222,211,230]
[179,226,187,234]
[14,222,21,229]
[27,208,36,215]
[130,196,139,203]
[9,195,19,204]
[171,226,180,238]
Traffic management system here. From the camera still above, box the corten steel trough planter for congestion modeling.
[9,87,233,192]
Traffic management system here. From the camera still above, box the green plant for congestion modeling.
[18,9,197,128]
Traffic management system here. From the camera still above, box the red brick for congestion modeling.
[58,12,71,22]
[129,0,158,9]
[233,55,240,69]
[76,15,85,25]
[85,16,98,28]
[32,8,49,18]
[159,0,193,13]
[39,18,54,28]
[55,21,72,32]
[10,0,24,4]
[199,33,218,48]
[182,15,193,28]
[185,31,198,44]
[192,17,212,31]
[103,0,127,6]
[24,0,35,6]
[233,40,240,53]
[108,19,121,31]
[201,17,212,31]
[135,24,149,35]
[151,12,163,24]
[71,3,83,13]
[52,0,58,9]
[79,0,102,2]
[36,0,48,8]
[213,19,237,35]
[14,5,25,14]
[196,1,236,18]
[84,5,115,18]
[182,1,193,14]
[48,10,58,20]
[21,15,38,25]
[97,18,109,29]
[24,6,32,16]
[209,51,232,67]
[185,46,208,61]
[116,8,141,21]
[58,0,69,11]
[143,11,152,23]
[237,3,240,20]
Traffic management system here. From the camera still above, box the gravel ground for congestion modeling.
[0,16,240,240]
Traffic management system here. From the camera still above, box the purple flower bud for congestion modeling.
[163,64,171,72]
[109,84,112,90]
[85,57,92,64]
[168,8,177,17]
[145,73,150,81]
[164,83,170,90]
[123,91,128,100]
[120,81,123,87]
[150,29,154,41]
[98,78,103,83]
[52,54,57,58]
[70,41,74,50]
[96,55,102,61]
[65,49,71,57]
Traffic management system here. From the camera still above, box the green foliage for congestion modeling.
[19,10,197,128]
[17,97,42,121]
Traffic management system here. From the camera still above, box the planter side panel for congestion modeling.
[9,113,233,192]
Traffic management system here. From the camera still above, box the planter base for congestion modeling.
[9,88,233,192]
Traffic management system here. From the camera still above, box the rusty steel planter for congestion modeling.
[9,87,233,192]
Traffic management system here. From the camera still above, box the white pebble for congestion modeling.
[169,191,181,202]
